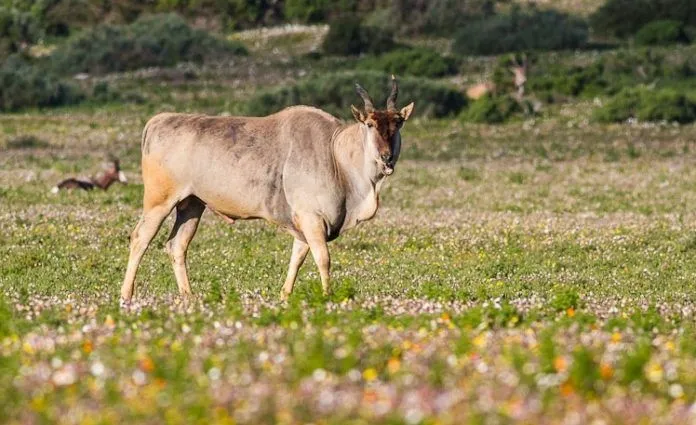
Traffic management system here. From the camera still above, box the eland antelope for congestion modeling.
[120,77,414,303]
[51,158,127,193]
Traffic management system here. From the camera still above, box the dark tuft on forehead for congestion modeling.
[369,110,400,139]
[370,110,399,120]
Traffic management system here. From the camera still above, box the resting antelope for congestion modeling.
[51,158,127,193]
[120,77,414,303]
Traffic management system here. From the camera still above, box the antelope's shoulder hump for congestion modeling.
[277,106,341,125]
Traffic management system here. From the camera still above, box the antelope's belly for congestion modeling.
[193,173,291,224]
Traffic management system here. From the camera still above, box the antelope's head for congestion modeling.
[351,76,414,176]
[105,158,128,184]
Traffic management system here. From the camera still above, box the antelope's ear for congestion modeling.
[400,102,415,121]
[351,105,366,123]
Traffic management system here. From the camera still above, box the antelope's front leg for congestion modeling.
[281,238,310,300]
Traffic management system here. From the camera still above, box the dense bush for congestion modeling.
[0,54,83,112]
[283,0,501,33]
[173,0,284,31]
[385,0,497,36]
[322,15,396,56]
[594,88,696,123]
[0,0,516,40]
[0,0,111,46]
[0,0,511,42]
[245,71,466,118]
[284,0,332,23]
[529,48,696,101]
[461,94,525,124]
[530,63,607,101]
[635,20,690,46]
[49,13,247,75]
[282,0,364,24]
[0,6,41,58]
[591,0,696,38]
[2,0,285,34]
[357,48,458,78]
[452,7,589,55]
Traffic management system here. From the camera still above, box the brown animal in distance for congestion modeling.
[510,54,528,99]
[465,54,528,100]
[51,158,127,193]
[120,77,415,304]
[466,81,497,100]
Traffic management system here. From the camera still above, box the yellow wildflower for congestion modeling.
[645,361,663,383]
[362,368,378,382]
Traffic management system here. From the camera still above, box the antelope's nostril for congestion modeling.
[381,153,392,163]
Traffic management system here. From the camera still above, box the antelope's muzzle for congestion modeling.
[381,154,394,175]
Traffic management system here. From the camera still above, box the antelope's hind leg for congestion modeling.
[120,201,176,303]
[165,196,206,297]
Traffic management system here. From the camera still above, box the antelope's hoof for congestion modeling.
[280,291,291,302]
[119,298,131,309]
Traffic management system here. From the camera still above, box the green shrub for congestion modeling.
[357,47,458,78]
[529,48,696,101]
[593,89,642,123]
[385,0,496,36]
[49,13,247,75]
[461,94,524,124]
[284,0,332,23]
[40,0,105,35]
[0,6,41,58]
[594,88,696,123]
[530,63,608,102]
[0,0,111,48]
[452,7,589,55]
[322,15,396,56]
[635,20,689,45]
[190,0,283,30]
[636,90,696,122]
[283,0,358,24]
[591,0,696,38]
[0,54,83,112]
[245,71,466,119]
[0,0,284,38]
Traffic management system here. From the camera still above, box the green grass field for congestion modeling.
[4,47,696,424]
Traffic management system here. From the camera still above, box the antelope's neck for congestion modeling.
[332,124,384,229]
